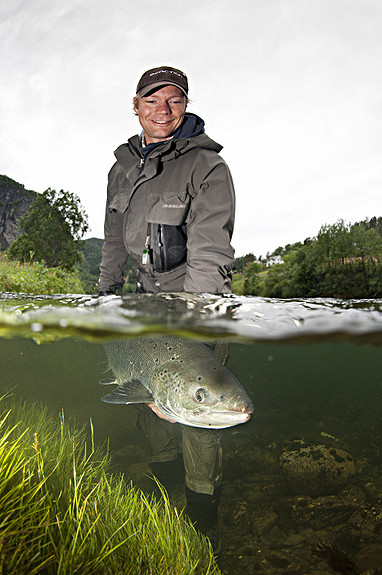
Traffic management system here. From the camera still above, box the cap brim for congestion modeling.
[137,81,188,97]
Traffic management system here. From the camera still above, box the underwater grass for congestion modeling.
[0,396,220,575]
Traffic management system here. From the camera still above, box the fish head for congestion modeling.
[151,357,254,429]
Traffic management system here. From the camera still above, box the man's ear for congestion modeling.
[133,96,139,116]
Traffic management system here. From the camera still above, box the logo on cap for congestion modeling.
[136,66,188,97]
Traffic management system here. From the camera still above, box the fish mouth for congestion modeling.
[220,401,254,416]
[242,401,255,414]
[173,408,253,429]
[197,410,253,429]
[155,400,254,430]
[216,411,253,425]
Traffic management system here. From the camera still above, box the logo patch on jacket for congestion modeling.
[162,203,186,209]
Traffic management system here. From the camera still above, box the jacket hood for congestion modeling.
[172,112,205,140]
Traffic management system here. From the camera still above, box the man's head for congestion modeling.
[136,66,188,98]
[134,66,188,144]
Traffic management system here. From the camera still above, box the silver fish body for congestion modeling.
[100,336,254,429]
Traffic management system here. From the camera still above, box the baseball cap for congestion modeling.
[136,66,188,97]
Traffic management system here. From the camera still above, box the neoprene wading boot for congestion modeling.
[149,455,185,493]
[185,485,222,556]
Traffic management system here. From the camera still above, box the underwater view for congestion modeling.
[1,292,382,575]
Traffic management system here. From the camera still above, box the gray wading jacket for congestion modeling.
[99,118,235,294]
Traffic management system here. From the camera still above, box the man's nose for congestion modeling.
[157,102,171,114]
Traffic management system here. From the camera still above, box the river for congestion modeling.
[1,293,381,574]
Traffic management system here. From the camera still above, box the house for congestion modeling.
[266,255,284,267]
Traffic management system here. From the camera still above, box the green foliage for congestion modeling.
[0,397,220,575]
[122,255,138,293]
[233,218,382,299]
[77,238,104,294]
[77,239,138,294]
[231,273,244,295]
[243,262,264,296]
[8,188,89,270]
[0,254,84,294]
[0,174,36,199]
[233,253,256,273]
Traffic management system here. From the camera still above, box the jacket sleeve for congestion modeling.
[184,155,235,294]
[98,166,129,293]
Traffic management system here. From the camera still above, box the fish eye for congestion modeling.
[195,388,207,403]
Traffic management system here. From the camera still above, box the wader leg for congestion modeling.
[185,484,222,556]
[181,426,223,554]
[181,426,222,495]
[136,405,183,491]
[136,405,181,463]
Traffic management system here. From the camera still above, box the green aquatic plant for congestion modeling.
[0,397,220,575]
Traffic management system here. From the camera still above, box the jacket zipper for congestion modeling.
[157,224,165,272]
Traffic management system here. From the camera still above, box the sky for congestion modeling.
[0,0,381,258]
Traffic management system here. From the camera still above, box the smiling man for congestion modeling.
[98,66,236,555]
[99,65,235,295]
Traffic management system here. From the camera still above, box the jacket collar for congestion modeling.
[115,116,222,166]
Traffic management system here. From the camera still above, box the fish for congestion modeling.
[100,335,254,429]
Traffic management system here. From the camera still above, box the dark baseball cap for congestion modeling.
[136,66,188,97]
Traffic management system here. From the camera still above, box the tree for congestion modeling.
[242,261,263,295]
[234,253,256,273]
[8,188,89,270]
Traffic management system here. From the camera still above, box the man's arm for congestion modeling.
[184,158,235,293]
[98,205,129,294]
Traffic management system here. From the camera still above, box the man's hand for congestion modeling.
[147,403,176,423]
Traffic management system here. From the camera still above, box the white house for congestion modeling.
[266,255,284,267]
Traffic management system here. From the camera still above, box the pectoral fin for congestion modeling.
[101,379,154,405]
[99,377,118,385]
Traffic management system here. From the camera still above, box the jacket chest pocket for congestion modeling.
[146,191,191,225]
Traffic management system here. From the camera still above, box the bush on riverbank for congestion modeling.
[0,396,219,575]
[0,254,84,294]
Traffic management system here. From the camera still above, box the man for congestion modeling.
[99,66,236,553]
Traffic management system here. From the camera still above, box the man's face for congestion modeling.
[134,85,187,144]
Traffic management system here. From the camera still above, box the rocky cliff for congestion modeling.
[0,175,37,249]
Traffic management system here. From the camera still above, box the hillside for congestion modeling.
[0,175,104,292]
[78,237,104,293]
[0,175,37,249]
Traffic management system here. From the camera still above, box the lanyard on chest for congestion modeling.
[142,222,151,265]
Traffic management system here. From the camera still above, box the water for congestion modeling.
[1,292,382,574]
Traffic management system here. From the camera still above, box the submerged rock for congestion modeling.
[290,494,357,528]
[346,504,382,544]
[251,508,279,536]
[314,541,361,575]
[280,443,355,496]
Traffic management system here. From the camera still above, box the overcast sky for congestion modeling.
[1,0,381,257]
